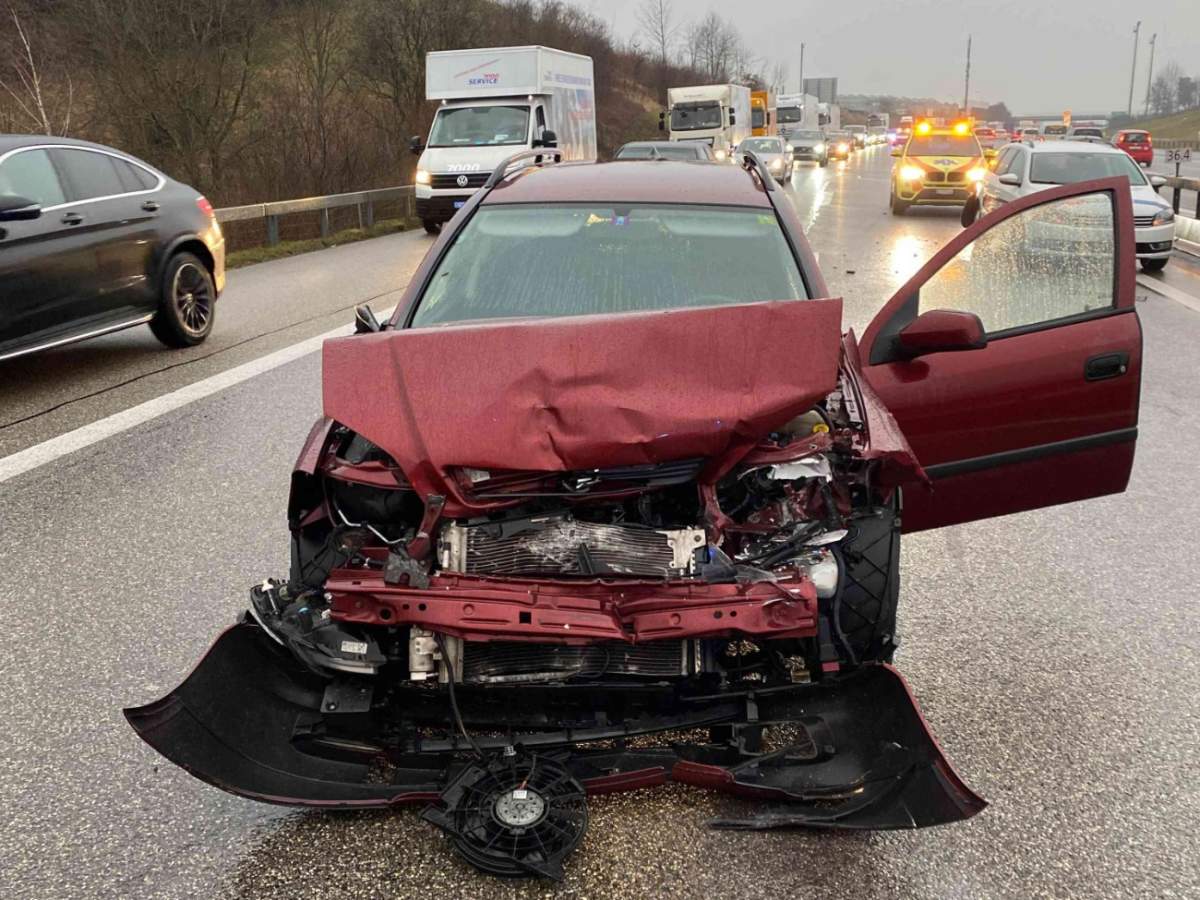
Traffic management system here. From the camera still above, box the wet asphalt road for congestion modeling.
[2,147,1198,899]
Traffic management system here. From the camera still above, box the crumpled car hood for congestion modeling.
[323,299,844,503]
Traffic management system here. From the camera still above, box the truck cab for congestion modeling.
[751,90,777,136]
[664,84,752,162]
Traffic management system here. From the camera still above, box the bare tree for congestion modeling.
[637,0,677,67]
[0,4,73,135]
[1151,61,1183,115]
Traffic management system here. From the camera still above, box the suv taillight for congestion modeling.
[196,196,215,219]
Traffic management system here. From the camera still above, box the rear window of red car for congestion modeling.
[1120,132,1148,144]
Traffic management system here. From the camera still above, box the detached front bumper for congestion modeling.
[125,621,985,828]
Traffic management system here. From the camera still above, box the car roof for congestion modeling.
[0,134,123,154]
[1025,140,1124,154]
[619,141,689,149]
[483,160,771,207]
[1117,129,1149,135]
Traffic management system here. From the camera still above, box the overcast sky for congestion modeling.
[582,0,1200,115]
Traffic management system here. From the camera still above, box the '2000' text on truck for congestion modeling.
[411,46,597,233]
[661,84,751,162]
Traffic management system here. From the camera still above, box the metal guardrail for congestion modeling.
[215,185,415,246]
[1157,175,1200,218]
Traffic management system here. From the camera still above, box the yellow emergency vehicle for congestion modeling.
[889,120,991,215]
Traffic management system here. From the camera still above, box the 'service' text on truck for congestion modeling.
[412,46,597,233]
[661,84,751,162]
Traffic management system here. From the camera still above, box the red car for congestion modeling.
[1115,129,1154,166]
[127,155,1143,880]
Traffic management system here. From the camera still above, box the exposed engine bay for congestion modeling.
[126,363,983,879]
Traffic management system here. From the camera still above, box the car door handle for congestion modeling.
[60,212,83,226]
[1085,352,1130,381]
[141,200,160,212]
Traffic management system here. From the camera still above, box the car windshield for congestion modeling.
[1043,125,1068,135]
[794,131,825,141]
[428,105,530,147]
[751,108,766,129]
[410,204,808,326]
[671,103,721,131]
[778,107,805,123]
[740,138,783,153]
[616,144,702,160]
[1073,128,1103,137]
[907,135,982,156]
[1030,152,1147,186]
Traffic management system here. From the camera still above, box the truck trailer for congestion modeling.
[662,84,752,162]
[413,46,597,232]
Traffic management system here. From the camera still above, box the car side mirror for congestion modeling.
[998,172,1021,186]
[354,304,382,334]
[658,111,666,132]
[0,195,41,222]
[728,111,736,126]
[896,309,987,359]
[890,147,902,157]
[409,135,423,156]
[534,129,558,149]
[1149,174,1167,188]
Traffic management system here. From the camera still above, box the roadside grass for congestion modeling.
[1125,109,1200,141]
[227,217,422,268]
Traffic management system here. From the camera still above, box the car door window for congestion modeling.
[0,149,67,207]
[918,191,1115,334]
[992,147,1014,174]
[1001,149,1026,180]
[113,159,157,193]
[53,148,127,202]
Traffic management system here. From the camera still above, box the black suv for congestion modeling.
[0,136,225,362]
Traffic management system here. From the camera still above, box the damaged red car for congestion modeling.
[126,153,1142,879]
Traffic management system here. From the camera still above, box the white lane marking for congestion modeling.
[1136,274,1200,315]
[0,307,394,485]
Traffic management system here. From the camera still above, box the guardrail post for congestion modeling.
[1173,186,1182,213]
[365,200,375,228]
[356,202,364,230]
[266,214,279,246]
[320,208,331,239]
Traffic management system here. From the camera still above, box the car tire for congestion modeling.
[961,193,980,227]
[819,158,828,168]
[836,501,902,664]
[890,193,908,216]
[1140,258,1168,272]
[422,219,441,235]
[149,252,216,348]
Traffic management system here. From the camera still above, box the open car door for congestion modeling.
[859,176,1142,532]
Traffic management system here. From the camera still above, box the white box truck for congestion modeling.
[412,46,597,232]
[661,84,751,162]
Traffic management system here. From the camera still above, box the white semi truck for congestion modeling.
[662,84,751,162]
[776,93,821,141]
[412,46,597,232]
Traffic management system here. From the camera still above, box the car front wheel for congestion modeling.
[1140,257,1168,272]
[150,252,216,348]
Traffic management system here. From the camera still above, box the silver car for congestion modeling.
[737,136,794,183]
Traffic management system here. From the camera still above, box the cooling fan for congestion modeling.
[422,752,588,879]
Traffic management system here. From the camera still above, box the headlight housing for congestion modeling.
[837,142,849,153]
[967,167,987,183]
[415,169,432,185]
[813,142,825,153]
[1151,206,1175,226]
[899,165,925,183]
[770,158,783,170]
[714,149,727,161]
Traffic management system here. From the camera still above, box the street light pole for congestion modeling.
[1143,33,1157,117]
[1127,21,1141,116]
[799,42,805,95]
[963,35,972,115]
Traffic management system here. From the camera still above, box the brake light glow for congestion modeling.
[196,197,215,219]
